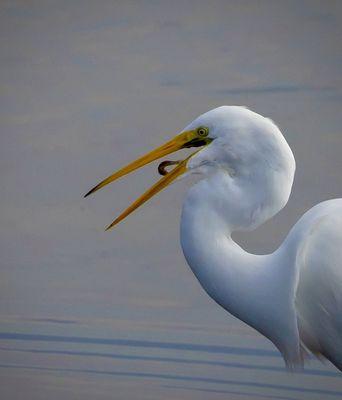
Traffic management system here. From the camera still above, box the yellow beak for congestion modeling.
[84,129,210,230]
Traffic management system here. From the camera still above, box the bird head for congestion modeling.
[85,106,295,230]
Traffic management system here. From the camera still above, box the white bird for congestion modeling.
[85,106,342,371]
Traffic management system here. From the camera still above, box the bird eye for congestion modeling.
[197,126,209,137]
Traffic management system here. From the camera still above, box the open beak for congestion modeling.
[84,130,211,230]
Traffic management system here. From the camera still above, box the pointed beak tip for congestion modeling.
[105,222,116,231]
[84,186,98,198]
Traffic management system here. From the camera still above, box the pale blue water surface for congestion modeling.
[1,1,342,399]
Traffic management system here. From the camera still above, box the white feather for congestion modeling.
[180,106,342,370]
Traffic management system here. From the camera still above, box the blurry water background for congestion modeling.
[1,1,342,399]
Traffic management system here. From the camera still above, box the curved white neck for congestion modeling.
[180,187,301,366]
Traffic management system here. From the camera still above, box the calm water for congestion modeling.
[1,1,342,399]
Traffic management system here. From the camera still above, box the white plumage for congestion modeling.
[86,106,342,371]
[180,106,342,370]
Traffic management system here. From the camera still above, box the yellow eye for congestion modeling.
[197,126,209,137]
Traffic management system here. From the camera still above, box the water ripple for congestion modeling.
[0,331,278,357]
[0,364,341,397]
[1,346,339,378]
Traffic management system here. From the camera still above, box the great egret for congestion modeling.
[85,106,342,371]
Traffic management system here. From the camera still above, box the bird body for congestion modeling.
[181,193,342,369]
[294,200,342,369]
[86,106,342,371]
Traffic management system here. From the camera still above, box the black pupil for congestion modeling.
[199,128,206,135]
